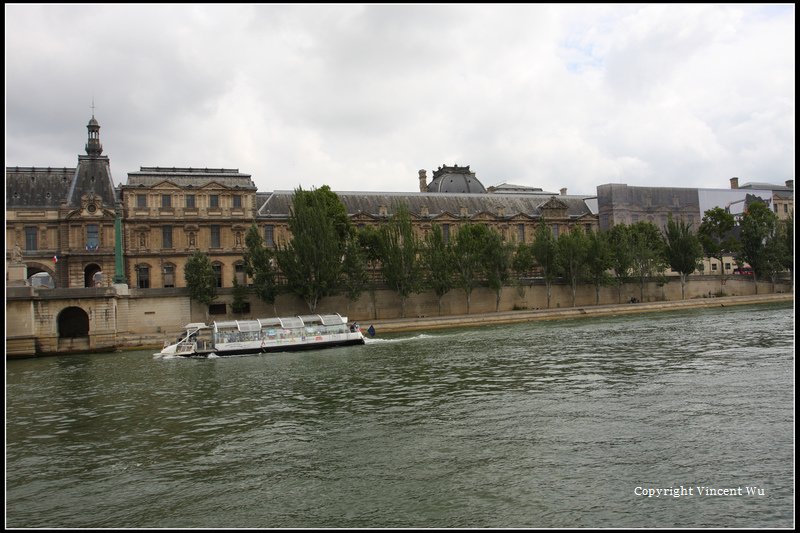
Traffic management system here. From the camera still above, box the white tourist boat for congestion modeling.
[155,314,365,357]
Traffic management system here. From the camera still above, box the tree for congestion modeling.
[357,225,383,320]
[531,222,558,308]
[378,204,421,318]
[698,207,738,285]
[628,221,666,302]
[243,224,278,313]
[276,186,351,312]
[231,276,249,314]
[452,223,489,314]
[512,241,535,305]
[608,224,634,303]
[340,235,368,315]
[556,226,588,307]
[740,201,779,293]
[663,216,703,300]
[585,229,613,305]
[483,227,512,312]
[421,223,455,315]
[184,251,217,307]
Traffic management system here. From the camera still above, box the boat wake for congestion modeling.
[364,333,440,344]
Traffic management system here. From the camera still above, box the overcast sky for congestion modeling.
[5,4,795,196]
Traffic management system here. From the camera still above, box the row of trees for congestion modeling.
[185,187,793,316]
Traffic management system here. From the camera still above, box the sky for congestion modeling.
[4,4,795,196]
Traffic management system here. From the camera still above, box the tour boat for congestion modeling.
[155,314,365,357]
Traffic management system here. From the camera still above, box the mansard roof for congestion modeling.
[257,190,594,220]
[125,167,256,189]
[6,166,75,208]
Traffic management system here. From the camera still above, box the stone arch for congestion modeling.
[58,306,90,338]
[25,262,57,287]
[84,263,102,287]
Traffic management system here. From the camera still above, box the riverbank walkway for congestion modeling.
[365,293,794,335]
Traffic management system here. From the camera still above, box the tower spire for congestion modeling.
[85,102,103,157]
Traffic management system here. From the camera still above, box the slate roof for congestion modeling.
[6,167,75,208]
[125,167,256,189]
[257,190,594,220]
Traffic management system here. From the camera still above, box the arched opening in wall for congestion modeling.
[58,307,90,338]
[85,263,102,287]
[26,265,56,288]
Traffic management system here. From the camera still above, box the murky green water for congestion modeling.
[6,303,794,527]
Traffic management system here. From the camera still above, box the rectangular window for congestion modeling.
[711,263,718,271]
[233,195,242,208]
[212,264,222,288]
[162,225,173,249]
[264,225,274,248]
[517,224,525,243]
[209,303,227,315]
[784,204,788,213]
[163,264,175,288]
[725,262,732,271]
[24,226,38,251]
[137,266,150,289]
[136,194,147,208]
[551,224,559,238]
[210,225,221,248]
[235,263,246,285]
[185,194,196,208]
[86,224,99,250]
[442,224,450,244]
[210,195,219,208]
[161,194,172,208]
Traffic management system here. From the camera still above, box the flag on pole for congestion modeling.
[367,325,376,337]
[53,255,58,264]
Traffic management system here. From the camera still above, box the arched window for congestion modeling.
[84,263,102,287]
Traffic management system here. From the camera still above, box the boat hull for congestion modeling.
[157,336,365,358]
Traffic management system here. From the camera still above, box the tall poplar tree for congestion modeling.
[379,204,421,318]
[184,251,217,308]
[421,223,455,315]
[276,186,351,313]
[531,222,558,308]
[243,223,278,313]
[663,216,703,300]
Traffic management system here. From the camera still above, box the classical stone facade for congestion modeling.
[6,114,120,289]
[119,167,258,289]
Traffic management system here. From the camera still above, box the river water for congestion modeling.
[6,302,794,528]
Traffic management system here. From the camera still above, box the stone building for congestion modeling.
[119,167,258,290]
[6,114,121,288]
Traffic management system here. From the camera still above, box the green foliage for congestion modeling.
[483,227,513,311]
[243,224,277,306]
[663,216,703,300]
[698,207,738,278]
[421,223,455,315]
[231,276,249,314]
[531,223,558,308]
[452,223,491,313]
[585,229,614,304]
[378,204,421,318]
[628,221,667,302]
[184,251,217,306]
[557,226,589,307]
[740,201,779,282]
[276,187,351,312]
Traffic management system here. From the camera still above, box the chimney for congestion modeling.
[730,177,739,189]
[560,187,567,196]
[418,169,428,192]
[786,179,794,189]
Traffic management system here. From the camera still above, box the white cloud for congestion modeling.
[5,4,795,197]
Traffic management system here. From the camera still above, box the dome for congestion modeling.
[426,165,486,194]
